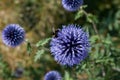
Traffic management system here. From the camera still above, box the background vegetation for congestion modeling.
[0,0,120,80]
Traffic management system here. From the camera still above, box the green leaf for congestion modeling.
[87,14,94,23]
[90,35,99,43]
[81,5,88,9]
[86,13,98,23]
[81,64,87,69]
[34,50,45,62]
[102,34,112,45]
[27,42,32,55]
[75,10,84,20]
[36,38,51,47]
[64,71,73,80]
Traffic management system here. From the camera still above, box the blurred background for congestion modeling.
[0,0,120,80]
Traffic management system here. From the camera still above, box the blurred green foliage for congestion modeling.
[0,0,120,80]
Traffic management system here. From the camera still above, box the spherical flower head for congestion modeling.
[2,24,25,47]
[50,24,90,66]
[14,67,24,78]
[62,0,83,11]
[44,71,62,80]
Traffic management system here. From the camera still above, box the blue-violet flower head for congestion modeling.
[50,24,90,66]
[2,24,25,47]
[44,71,62,80]
[14,67,24,78]
[62,0,83,11]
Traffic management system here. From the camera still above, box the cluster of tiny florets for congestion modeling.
[50,24,90,66]
[44,71,62,80]
[2,24,25,47]
[1,0,90,79]
[62,0,83,11]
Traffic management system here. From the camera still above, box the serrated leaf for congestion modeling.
[34,50,45,62]
[36,38,51,47]
[87,14,94,23]
[75,10,84,20]
[86,13,98,23]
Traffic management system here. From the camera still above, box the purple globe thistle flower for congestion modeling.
[62,0,83,11]
[50,24,90,66]
[2,24,25,47]
[44,71,62,80]
[13,67,24,78]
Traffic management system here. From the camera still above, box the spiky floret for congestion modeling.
[62,0,83,11]
[50,24,90,66]
[2,24,25,47]
[44,71,62,80]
